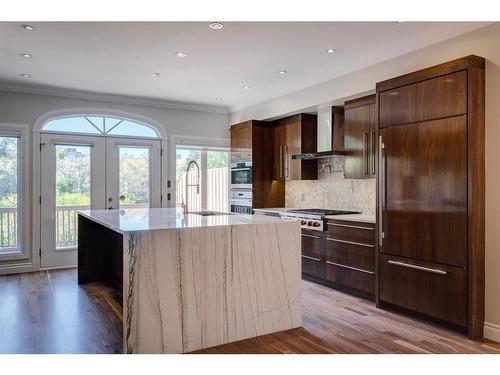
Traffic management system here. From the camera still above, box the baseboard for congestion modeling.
[484,322,500,343]
[0,261,36,275]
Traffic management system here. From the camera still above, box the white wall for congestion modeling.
[0,91,229,138]
[231,22,500,340]
[0,90,229,273]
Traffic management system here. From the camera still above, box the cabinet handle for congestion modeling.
[378,135,385,247]
[302,255,322,262]
[284,145,289,179]
[325,237,374,248]
[363,133,369,175]
[371,131,376,175]
[326,222,374,230]
[326,261,375,275]
[302,234,321,239]
[387,260,447,275]
[279,146,283,179]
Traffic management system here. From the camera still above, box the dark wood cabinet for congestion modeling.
[380,116,467,267]
[379,254,467,329]
[376,55,485,339]
[302,220,376,300]
[230,121,284,208]
[230,121,252,162]
[301,230,326,279]
[344,95,376,179]
[271,114,318,181]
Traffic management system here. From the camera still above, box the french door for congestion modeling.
[40,134,161,268]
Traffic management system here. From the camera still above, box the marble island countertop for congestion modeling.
[78,208,288,233]
[253,207,376,224]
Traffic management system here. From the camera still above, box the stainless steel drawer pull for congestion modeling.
[327,223,375,230]
[388,260,447,275]
[302,255,322,262]
[326,261,375,275]
[325,237,374,248]
[301,234,321,239]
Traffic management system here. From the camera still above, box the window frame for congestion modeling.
[172,135,230,211]
[41,115,161,139]
[0,123,30,262]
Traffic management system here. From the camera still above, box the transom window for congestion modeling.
[42,115,159,138]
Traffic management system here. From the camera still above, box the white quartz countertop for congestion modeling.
[253,208,376,223]
[78,208,290,234]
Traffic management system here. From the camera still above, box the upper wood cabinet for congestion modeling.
[230,121,285,208]
[271,114,318,181]
[379,70,467,128]
[230,121,253,162]
[344,95,376,179]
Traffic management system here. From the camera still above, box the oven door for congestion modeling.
[231,167,252,189]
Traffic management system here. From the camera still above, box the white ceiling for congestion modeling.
[0,22,491,113]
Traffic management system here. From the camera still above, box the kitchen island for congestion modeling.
[77,208,302,354]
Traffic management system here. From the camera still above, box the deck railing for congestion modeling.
[0,207,17,250]
[55,205,88,249]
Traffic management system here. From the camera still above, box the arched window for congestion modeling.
[41,115,160,138]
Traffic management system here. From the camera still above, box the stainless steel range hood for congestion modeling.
[292,106,345,160]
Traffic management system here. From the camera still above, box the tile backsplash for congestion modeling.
[285,156,376,216]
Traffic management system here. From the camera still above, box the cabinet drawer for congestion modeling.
[379,71,467,128]
[379,254,467,328]
[325,261,375,295]
[301,232,324,259]
[302,256,325,279]
[325,220,375,245]
[325,237,374,272]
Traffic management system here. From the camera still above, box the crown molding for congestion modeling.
[0,82,230,115]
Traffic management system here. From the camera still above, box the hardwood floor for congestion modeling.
[0,269,498,354]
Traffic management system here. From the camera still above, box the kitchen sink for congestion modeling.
[189,211,234,216]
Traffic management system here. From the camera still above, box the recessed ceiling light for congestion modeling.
[243,85,251,90]
[20,73,31,78]
[175,51,187,58]
[20,24,35,31]
[216,97,223,101]
[20,53,32,58]
[150,72,160,77]
[209,22,224,30]
[326,48,338,54]
[278,70,288,75]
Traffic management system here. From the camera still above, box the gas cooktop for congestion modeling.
[285,209,361,217]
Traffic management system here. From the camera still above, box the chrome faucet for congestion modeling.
[184,159,200,214]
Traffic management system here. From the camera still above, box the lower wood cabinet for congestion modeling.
[378,253,467,329]
[301,220,375,300]
[301,230,325,279]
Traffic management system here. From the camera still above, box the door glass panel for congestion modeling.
[176,148,202,211]
[119,147,150,208]
[55,145,91,249]
[0,136,19,251]
[207,150,229,212]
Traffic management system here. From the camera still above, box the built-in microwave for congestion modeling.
[230,161,252,189]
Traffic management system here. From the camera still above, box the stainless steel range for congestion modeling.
[280,209,361,231]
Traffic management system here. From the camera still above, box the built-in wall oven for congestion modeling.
[230,161,252,189]
[229,190,252,214]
